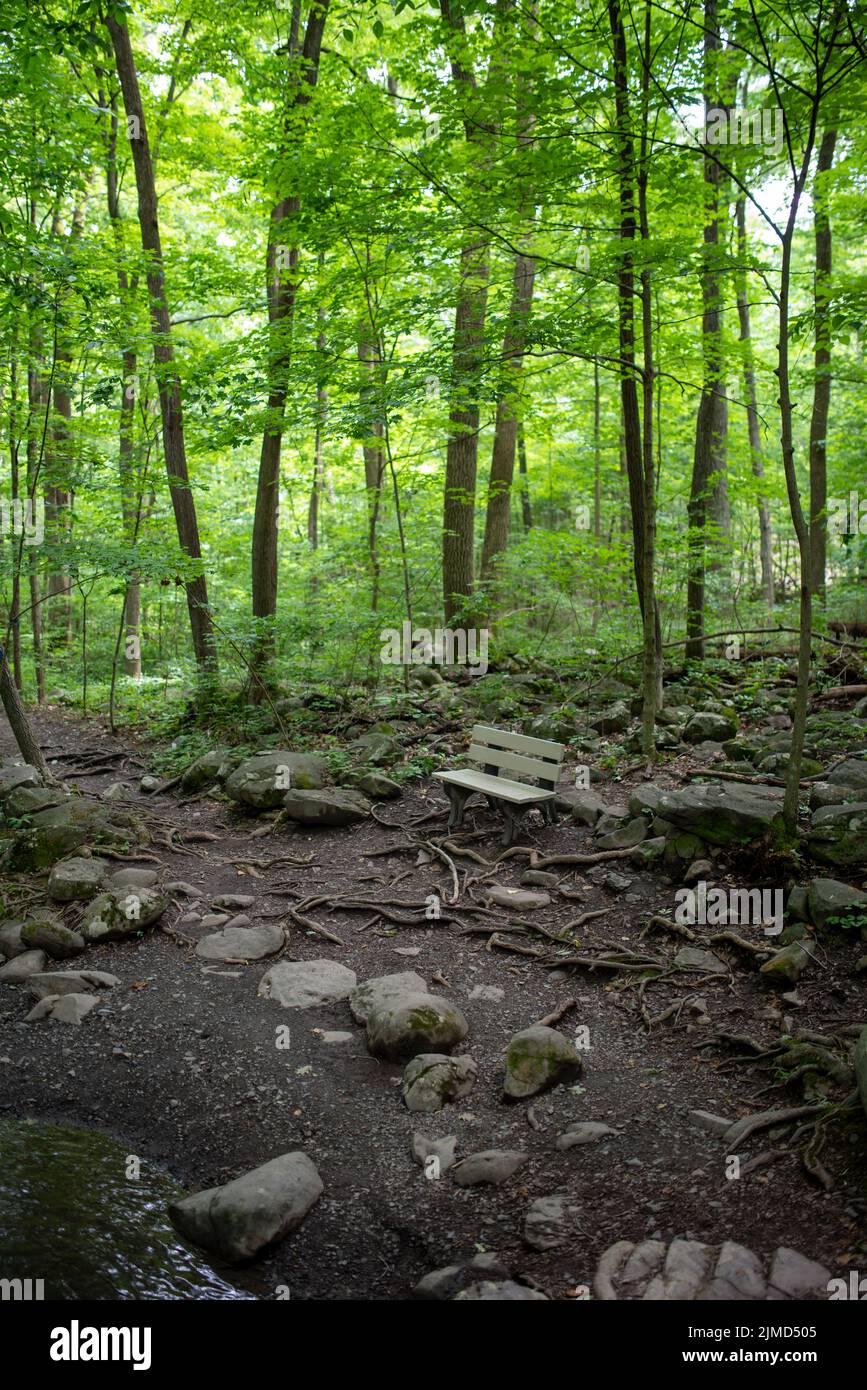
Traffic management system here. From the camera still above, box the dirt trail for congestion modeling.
[1,711,865,1299]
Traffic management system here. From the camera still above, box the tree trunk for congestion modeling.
[809,128,837,603]
[7,312,22,689]
[686,0,726,659]
[0,645,55,782]
[107,12,217,673]
[735,193,774,610]
[250,2,329,679]
[607,0,661,736]
[518,426,532,530]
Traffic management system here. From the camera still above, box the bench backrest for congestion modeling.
[467,724,565,791]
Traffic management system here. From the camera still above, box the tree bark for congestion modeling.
[250,1,329,678]
[107,12,217,673]
[809,128,837,603]
[0,645,55,782]
[735,193,774,610]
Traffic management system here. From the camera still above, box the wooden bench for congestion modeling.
[434,724,565,846]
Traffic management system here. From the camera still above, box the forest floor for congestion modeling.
[1,707,866,1300]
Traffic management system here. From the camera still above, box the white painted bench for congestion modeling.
[434,724,565,846]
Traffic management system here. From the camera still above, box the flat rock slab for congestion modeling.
[556,1122,617,1150]
[349,971,428,1024]
[47,856,108,901]
[28,969,119,999]
[454,1281,548,1300]
[196,923,284,962]
[26,992,100,1024]
[673,946,728,974]
[282,789,371,826]
[169,1151,323,1263]
[258,959,357,1008]
[413,1253,510,1300]
[453,1150,528,1186]
[487,886,551,910]
[593,1236,831,1300]
[0,949,48,982]
[525,1193,580,1251]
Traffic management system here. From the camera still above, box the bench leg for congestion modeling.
[443,783,472,832]
[542,799,559,826]
[487,796,524,847]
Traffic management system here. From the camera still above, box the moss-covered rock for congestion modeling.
[80,888,168,944]
[20,919,85,960]
[503,1024,583,1099]
[365,992,469,1061]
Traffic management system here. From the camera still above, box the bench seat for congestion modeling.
[434,724,565,845]
[433,770,556,804]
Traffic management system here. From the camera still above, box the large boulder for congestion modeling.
[807,878,867,932]
[180,747,235,793]
[591,701,631,735]
[4,786,67,817]
[224,752,327,810]
[656,783,785,845]
[683,712,737,744]
[168,1152,323,1263]
[402,1053,477,1112]
[807,803,867,868]
[2,799,143,871]
[826,758,867,791]
[503,1025,583,1099]
[347,731,399,767]
[48,856,109,902]
[349,971,427,1025]
[281,789,371,826]
[257,959,357,1008]
[365,993,469,1061]
[0,762,41,800]
[80,888,168,943]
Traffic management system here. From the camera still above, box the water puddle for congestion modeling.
[0,1117,258,1300]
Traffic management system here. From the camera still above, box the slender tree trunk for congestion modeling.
[518,426,532,531]
[250,2,329,680]
[637,0,661,739]
[102,85,143,679]
[809,128,837,603]
[308,279,327,551]
[608,0,660,734]
[735,193,774,610]
[7,314,22,688]
[26,286,47,705]
[107,13,217,673]
[0,645,55,782]
[686,0,726,659]
[439,0,506,623]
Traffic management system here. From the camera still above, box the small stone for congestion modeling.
[453,1150,528,1186]
[411,1133,458,1174]
[673,946,727,974]
[525,1193,579,1250]
[319,1031,353,1044]
[689,1110,733,1136]
[26,991,100,1024]
[556,1122,617,1150]
[487,885,551,911]
[402,1054,477,1112]
[469,984,504,1003]
[20,920,85,960]
[212,894,256,910]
